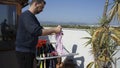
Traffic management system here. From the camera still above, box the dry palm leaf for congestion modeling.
[99,31,108,47]
[86,62,94,68]
[110,28,120,44]
[117,3,120,21]
[92,27,104,44]
[110,27,120,36]
[108,2,118,22]
[111,34,120,45]
[98,49,110,62]
[92,27,107,46]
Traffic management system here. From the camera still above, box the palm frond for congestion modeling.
[85,29,94,36]
[108,2,118,22]
[117,57,120,60]
[94,62,99,68]
[92,27,104,43]
[84,39,92,47]
[112,49,120,56]
[117,3,120,21]
[86,62,94,68]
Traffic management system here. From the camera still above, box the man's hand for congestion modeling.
[55,25,62,34]
[41,25,62,36]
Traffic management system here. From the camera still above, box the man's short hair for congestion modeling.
[30,0,46,5]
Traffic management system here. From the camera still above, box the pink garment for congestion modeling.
[55,31,64,55]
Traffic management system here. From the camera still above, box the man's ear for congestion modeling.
[32,2,39,7]
[34,2,38,6]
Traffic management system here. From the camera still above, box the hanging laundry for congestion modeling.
[55,31,64,55]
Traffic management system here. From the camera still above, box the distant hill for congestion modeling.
[40,21,98,26]
[40,21,120,27]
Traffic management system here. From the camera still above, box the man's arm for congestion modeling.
[41,25,62,36]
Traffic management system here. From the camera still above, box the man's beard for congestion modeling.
[35,10,40,14]
[35,8,43,14]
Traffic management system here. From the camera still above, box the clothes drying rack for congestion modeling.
[36,34,79,61]
[36,44,79,60]
[36,42,79,61]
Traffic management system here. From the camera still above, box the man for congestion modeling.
[1,19,9,41]
[15,0,62,68]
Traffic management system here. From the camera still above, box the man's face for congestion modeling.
[35,2,45,14]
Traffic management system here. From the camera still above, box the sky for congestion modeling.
[42,0,105,24]
[0,0,115,25]
[22,0,116,25]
